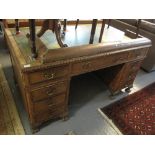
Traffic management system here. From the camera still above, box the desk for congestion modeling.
[5,24,151,131]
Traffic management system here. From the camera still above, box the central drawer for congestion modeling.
[30,81,68,102]
[71,52,129,76]
[28,65,69,85]
[128,48,147,60]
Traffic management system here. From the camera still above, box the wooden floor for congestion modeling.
[0,64,25,135]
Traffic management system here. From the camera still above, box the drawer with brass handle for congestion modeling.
[46,88,56,96]
[71,52,129,76]
[114,52,129,64]
[115,56,125,63]
[82,61,92,70]
[33,93,66,114]
[30,81,68,102]
[43,72,55,80]
[28,65,69,84]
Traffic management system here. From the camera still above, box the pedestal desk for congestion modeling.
[4,24,151,131]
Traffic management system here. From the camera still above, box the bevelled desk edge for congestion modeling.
[25,38,151,72]
[41,37,151,63]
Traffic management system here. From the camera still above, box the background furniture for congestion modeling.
[108,19,155,72]
[27,19,106,56]
[75,19,106,44]
[3,19,104,28]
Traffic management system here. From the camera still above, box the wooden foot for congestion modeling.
[109,90,122,99]
[31,127,40,134]
[109,94,116,100]
[62,116,69,121]
[125,87,132,93]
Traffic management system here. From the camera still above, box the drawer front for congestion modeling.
[28,65,69,84]
[71,52,129,76]
[128,49,147,60]
[33,93,66,114]
[34,105,67,123]
[31,81,68,102]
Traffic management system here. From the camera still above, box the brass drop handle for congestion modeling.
[44,72,55,79]
[82,62,92,69]
[48,104,53,107]
[46,88,55,96]
[46,91,53,96]
[116,57,124,63]
[46,99,53,107]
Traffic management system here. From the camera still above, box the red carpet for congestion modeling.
[100,83,155,135]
